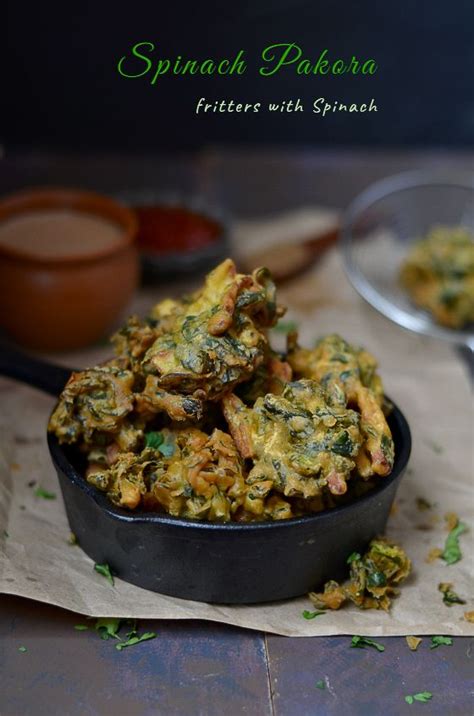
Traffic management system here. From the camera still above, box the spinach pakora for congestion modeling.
[400,226,474,329]
[287,333,394,478]
[308,538,411,611]
[48,259,396,522]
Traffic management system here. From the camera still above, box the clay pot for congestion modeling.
[0,188,139,350]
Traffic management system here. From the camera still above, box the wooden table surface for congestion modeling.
[1,148,473,716]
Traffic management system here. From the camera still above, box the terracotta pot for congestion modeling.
[0,188,139,350]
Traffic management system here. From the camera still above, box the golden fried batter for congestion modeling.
[287,334,394,478]
[308,537,411,611]
[48,259,397,522]
[223,379,364,517]
[400,226,474,329]
[49,365,136,445]
[141,259,284,404]
[87,427,247,521]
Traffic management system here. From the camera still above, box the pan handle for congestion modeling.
[0,341,72,397]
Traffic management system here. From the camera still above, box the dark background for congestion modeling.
[3,0,474,151]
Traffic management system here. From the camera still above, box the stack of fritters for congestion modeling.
[49,259,395,521]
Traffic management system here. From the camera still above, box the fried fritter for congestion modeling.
[49,365,136,445]
[140,260,284,405]
[400,226,474,329]
[308,537,411,611]
[236,351,292,404]
[287,334,394,478]
[223,379,364,517]
[87,427,247,521]
[48,258,397,523]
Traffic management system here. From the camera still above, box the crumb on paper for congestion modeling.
[444,512,459,532]
[426,548,443,563]
[416,497,432,511]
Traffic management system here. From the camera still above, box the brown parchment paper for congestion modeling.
[1,209,473,637]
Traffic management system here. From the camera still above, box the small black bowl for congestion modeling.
[119,192,231,281]
[48,403,410,604]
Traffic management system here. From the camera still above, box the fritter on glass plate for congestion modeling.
[400,226,474,329]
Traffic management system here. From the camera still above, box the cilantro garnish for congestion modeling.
[273,320,298,334]
[18,646,27,653]
[95,617,121,640]
[315,680,326,690]
[145,431,164,450]
[350,635,385,652]
[442,521,468,565]
[74,625,88,631]
[430,636,453,649]
[405,692,433,704]
[346,552,361,564]
[116,632,156,650]
[302,610,326,620]
[94,563,114,586]
[34,486,56,500]
[145,431,175,457]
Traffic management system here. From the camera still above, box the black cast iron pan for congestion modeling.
[0,343,411,604]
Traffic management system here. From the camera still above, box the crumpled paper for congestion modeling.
[0,209,473,637]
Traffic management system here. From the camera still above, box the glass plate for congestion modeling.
[342,170,474,349]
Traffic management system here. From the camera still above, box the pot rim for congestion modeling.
[0,187,138,264]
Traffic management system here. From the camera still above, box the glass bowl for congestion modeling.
[342,170,474,349]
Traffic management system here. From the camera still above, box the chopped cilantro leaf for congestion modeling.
[74,625,88,631]
[34,486,56,500]
[430,636,452,649]
[18,646,27,653]
[302,610,326,620]
[94,563,114,586]
[145,431,164,450]
[347,552,361,564]
[442,521,468,565]
[315,680,326,690]
[405,691,433,704]
[350,635,385,652]
[95,617,121,640]
[116,632,156,650]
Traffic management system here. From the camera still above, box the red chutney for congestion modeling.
[134,205,221,255]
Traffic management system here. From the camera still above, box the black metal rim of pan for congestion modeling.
[47,396,411,532]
